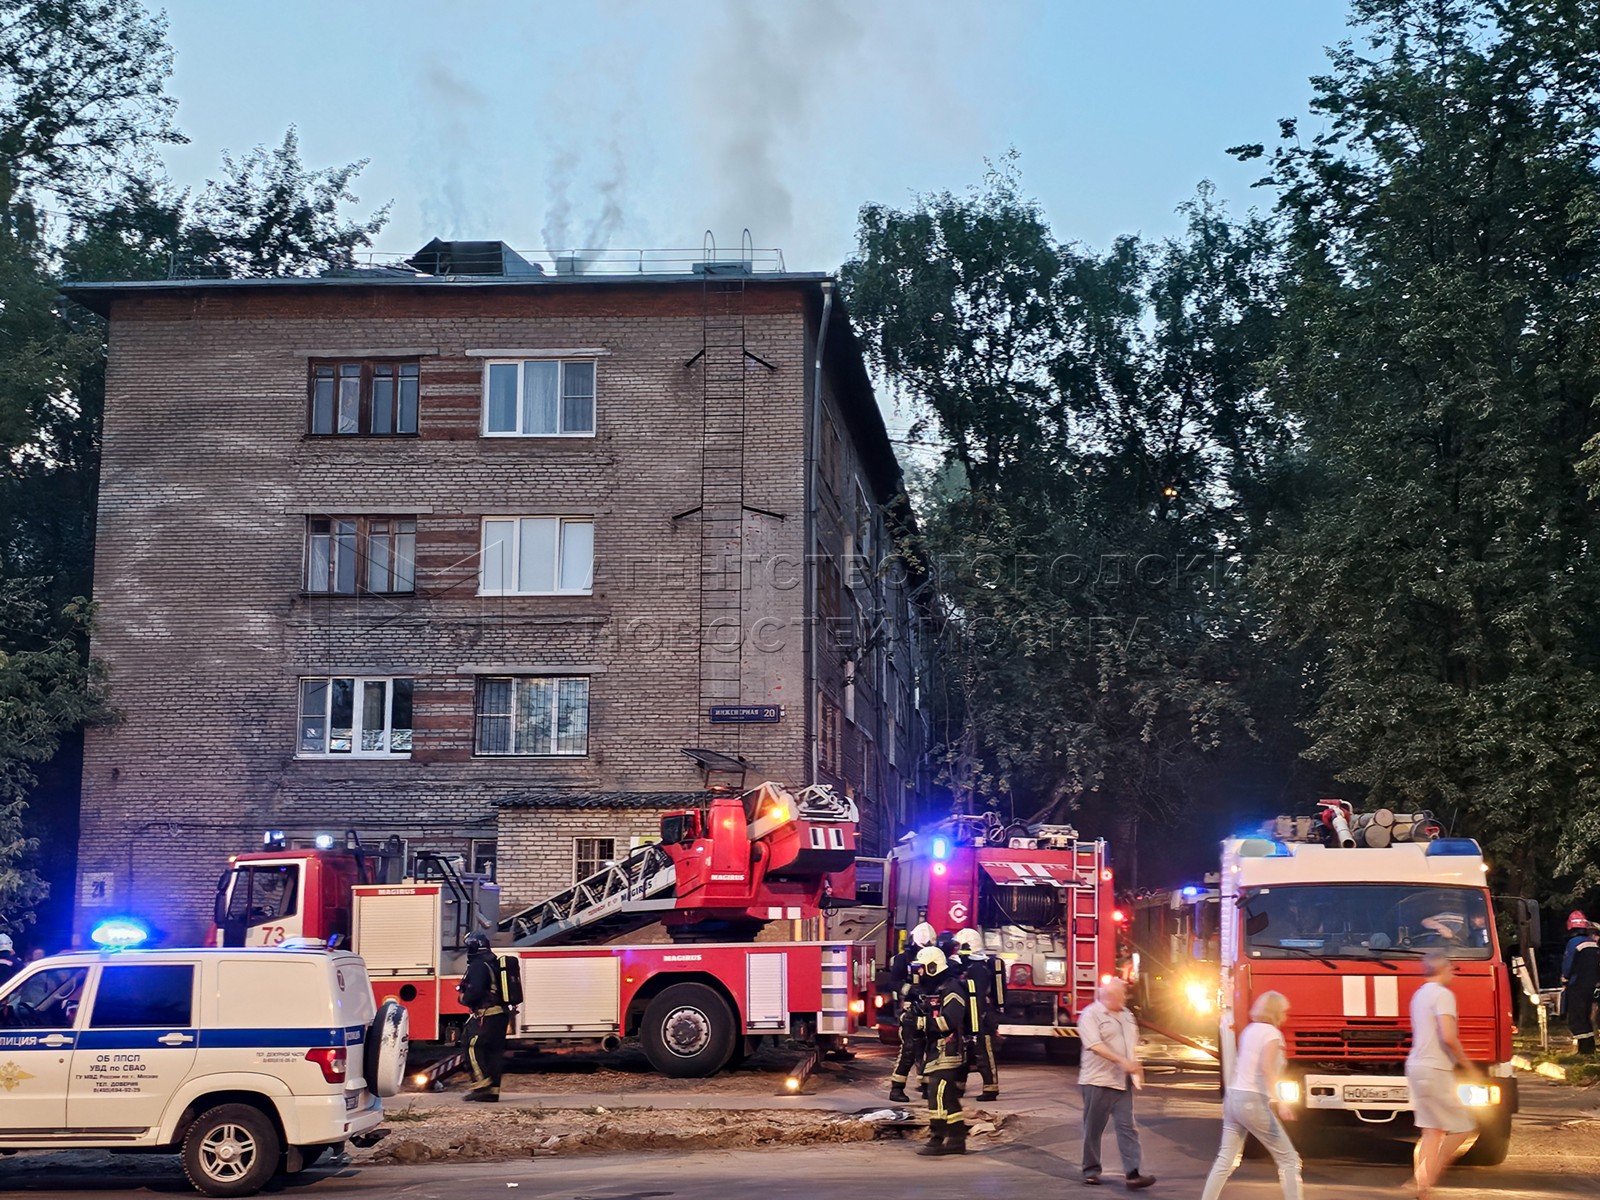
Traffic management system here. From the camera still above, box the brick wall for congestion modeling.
[495,805,670,908]
[76,275,927,945]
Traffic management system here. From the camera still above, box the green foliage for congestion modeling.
[845,160,1288,855]
[0,588,107,932]
[0,0,389,931]
[1254,0,1600,896]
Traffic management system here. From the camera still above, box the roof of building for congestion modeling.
[494,791,709,811]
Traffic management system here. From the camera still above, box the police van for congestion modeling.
[0,944,407,1196]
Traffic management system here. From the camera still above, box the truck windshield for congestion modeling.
[1240,884,1493,960]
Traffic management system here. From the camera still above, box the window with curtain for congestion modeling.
[481,359,596,436]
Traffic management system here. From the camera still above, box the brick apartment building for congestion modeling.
[66,243,934,943]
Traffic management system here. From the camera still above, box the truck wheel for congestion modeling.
[365,999,411,1098]
[181,1103,282,1198]
[641,982,736,1077]
[1458,1107,1512,1165]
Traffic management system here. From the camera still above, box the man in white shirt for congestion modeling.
[1405,950,1484,1199]
[1076,978,1155,1189]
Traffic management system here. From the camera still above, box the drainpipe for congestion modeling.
[808,281,834,784]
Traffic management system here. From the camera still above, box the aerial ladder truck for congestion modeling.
[211,783,875,1078]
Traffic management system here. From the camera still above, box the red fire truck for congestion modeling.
[211,783,875,1078]
[1124,875,1222,1035]
[1220,801,1515,1163]
[876,813,1116,1056]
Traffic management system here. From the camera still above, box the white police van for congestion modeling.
[0,943,407,1196]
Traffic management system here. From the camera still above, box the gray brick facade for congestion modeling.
[71,267,931,944]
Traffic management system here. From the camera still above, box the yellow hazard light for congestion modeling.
[850,999,866,1014]
[785,1077,800,1091]
[413,1073,429,1087]
[1184,981,1214,1015]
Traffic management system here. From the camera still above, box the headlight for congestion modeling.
[1274,1080,1302,1104]
[1457,1084,1501,1107]
[1183,980,1214,1014]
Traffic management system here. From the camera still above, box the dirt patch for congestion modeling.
[413,1040,886,1097]
[364,1104,913,1162]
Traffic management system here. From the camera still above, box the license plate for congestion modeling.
[345,1090,365,1112]
[1343,1085,1408,1103]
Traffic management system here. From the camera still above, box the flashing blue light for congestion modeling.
[90,918,149,949]
[1426,838,1482,857]
[314,833,336,850]
[1182,886,1200,899]
[932,837,949,861]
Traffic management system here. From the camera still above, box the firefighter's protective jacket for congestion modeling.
[919,973,971,1073]
[458,948,502,1012]
[956,951,1005,1032]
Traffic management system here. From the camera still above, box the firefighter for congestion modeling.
[953,927,1004,1101]
[914,945,970,1156]
[1562,911,1598,1056]
[888,922,937,1103]
[458,931,509,1101]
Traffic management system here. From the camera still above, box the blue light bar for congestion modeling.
[932,837,949,861]
[1182,886,1200,898]
[314,833,335,850]
[1425,838,1482,857]
[91,918,150,948]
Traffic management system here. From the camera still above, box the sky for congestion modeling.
[148,0,1355,275]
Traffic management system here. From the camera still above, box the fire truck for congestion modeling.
[1220,801,1515,1164]
[211,783,875,1078]
[1124,875,1221,1035]
[875,812,1116,1056]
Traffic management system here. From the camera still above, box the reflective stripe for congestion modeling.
[68,1026,365,1050]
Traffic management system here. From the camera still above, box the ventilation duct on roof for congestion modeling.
[408,239,543,278]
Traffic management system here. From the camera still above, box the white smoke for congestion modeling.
[417,64,490,239]
[690,0,865,254]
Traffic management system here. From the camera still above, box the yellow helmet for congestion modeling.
[916,946,948,977]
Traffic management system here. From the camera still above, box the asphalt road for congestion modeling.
[4,1055,1597,1198]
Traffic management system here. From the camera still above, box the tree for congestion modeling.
[0,589,105,935]
[0,0,182,222]
[845,162,1290,878]
[1248,0,1600,896]
[188,128,390,278]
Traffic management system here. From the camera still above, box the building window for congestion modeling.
[480,517,594,594]
[887,706,898,768]
[574,837,615,882]
[305,516,416,594]
[298,676,414,756]
[475,676,589,756]
[309,361,419,435]
[482,359,596,436]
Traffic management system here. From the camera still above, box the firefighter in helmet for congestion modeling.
[888,922,937,1103]
[914,945,970,1156]
[953,926,1004,1101]
[1562,911,1598,1056]
[458,930,508,1101]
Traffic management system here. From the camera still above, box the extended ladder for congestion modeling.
[499,842,679,947]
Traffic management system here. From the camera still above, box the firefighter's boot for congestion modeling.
[1579,1035,1596,1057]
[977,1088,999,1102]
[917,1122,947,1156]
[888,1083,910,1103]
